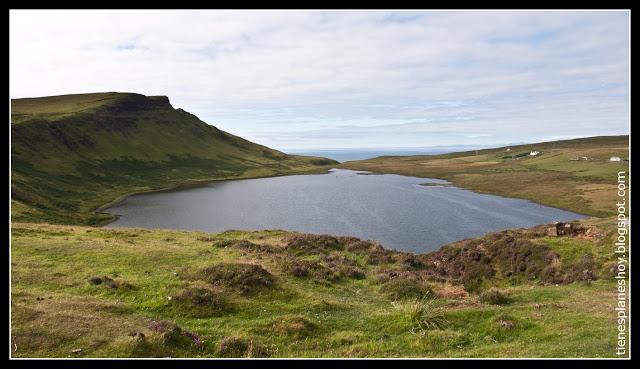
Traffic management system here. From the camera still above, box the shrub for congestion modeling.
[218,337,270,358]
[218,336,248,357]
[563,254,597,283]
[344,239,377,253]
[397,294,449,335]
[380,278,434,300]
[197,236,220,242]
[147,320,203,349]
[171,284,231,317]
[214,239,274,253]
[245,340,270,358]
[397,253,426,270]
[433,283,468,299]
[87,276,103,285]
[479,288,510,305]
[87,275,134,289]
[185,263,274,294]
[540,265,563,284]
[277,256,337,281]
[284,234,343,254]
[365,247,395,265]
[321,254,366,279]
[271,315,319,338]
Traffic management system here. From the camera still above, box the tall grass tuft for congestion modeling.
[394,292,449,336]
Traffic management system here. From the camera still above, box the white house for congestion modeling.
[530,151,540,156]
[610,156,622,162]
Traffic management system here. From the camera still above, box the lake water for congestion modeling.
[105,169,585,253]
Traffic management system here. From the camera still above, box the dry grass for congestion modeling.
[10,221,623,357]
[341,135,629,217]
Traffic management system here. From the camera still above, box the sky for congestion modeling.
[10,10,630,151]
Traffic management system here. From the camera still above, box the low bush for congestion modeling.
[396,294,449,335]
[479,287,510,305]
[270,315,319,338]
[284,234,343,254]
[380,278,434,300]
[183,263,274,294]
[171,284,231,317]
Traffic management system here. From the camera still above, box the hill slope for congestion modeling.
[11,92,337,225]
[341,136,629,217]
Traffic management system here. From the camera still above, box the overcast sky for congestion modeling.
[10,10,629,150]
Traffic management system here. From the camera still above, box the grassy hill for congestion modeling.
[340,136,629,217]
[9,94,628,358]
[10,218,620,358]
[11,93,337,225]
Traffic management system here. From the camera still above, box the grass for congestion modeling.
[340,135,629,217]
[11,92,338,225]
[10,93,628,358]
[10,219,622,358]
[478,288,511,305]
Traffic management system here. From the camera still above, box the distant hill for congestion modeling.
[341,135,629,217]
[11,92,337,224]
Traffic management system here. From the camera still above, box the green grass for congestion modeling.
[340,135,629,217]
[11,219,622,358]
[11,92,338,225]
[10,94,628,358]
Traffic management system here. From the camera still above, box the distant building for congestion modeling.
[610,156,622,162]
[530,151,540,156]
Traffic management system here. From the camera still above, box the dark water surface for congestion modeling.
[105,169,585,252]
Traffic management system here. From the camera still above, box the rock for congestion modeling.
[499,320,514,329]
[102,276,119,289]
[71,348,82,354]
[582,269,595,281]
[546,227,558,237]
[128,332,146,342]
[87,276,103,285]
[554,222,573,236]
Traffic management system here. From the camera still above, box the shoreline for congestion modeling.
[94,166,337,227]
[95,167,594,251]
[339,164,596,218]
[11,214,600,257]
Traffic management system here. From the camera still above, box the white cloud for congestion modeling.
[10,10,629,149]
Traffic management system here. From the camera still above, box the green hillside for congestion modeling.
[341,136,629,217]
[11,93,337,225]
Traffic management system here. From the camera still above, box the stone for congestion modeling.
[499,320,514,329]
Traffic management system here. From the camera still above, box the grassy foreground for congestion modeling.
[341,135,629,217]
[11,218,621,358]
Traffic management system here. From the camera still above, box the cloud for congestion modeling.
[10,10,629,150]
